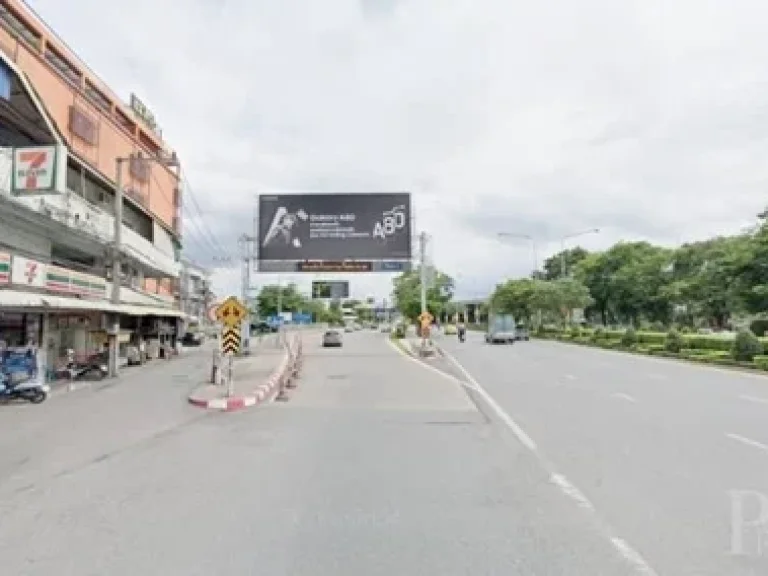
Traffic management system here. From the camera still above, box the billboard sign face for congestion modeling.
[312,280,350,299]
[257,193,411,264]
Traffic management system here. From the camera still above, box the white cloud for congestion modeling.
[28,0,768,300]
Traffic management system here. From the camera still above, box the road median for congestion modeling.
[188,334,304,411]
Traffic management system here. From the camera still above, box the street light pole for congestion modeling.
[497,232,538,276]
[108,151,180,378]
[559,228,600,278]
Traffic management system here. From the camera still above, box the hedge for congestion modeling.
[534,328,768,373]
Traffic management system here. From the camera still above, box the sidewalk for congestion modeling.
[187,336,300,412]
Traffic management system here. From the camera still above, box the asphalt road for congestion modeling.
[0,329,658,575]
[437,329,768,575]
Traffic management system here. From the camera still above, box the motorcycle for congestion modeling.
[55,350,108,381]
[0,370,49,404]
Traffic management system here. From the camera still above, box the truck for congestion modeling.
[485,312,517,344]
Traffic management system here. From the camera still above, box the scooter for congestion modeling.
[56,351,108,381]
[0,370,49,404]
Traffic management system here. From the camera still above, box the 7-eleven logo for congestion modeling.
[14,146,55,191]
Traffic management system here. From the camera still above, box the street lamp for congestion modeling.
[559,228,600,277]
[497,232,538,276]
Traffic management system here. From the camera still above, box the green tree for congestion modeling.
[256,283,307,317]
[392,267,454,321]
[543,247,590,280]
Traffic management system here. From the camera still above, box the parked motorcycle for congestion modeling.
[55,350,108,381]
[0,370,49,404]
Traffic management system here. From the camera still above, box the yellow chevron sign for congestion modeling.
[221,326,241,355]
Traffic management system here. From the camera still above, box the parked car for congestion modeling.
[444,324,458,335]
[181,332,204,346]
[322,330,343,348]
[252,321,277,334]
[515,326,530,341]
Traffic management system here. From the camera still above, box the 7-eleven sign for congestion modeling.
[13,146,57,192]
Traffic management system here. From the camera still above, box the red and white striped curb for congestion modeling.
[188,340,301,412]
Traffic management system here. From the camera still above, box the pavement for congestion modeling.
[3,325,766,574]
[434,329,768,575]
[187,333,301,411]
[0,327,658,575]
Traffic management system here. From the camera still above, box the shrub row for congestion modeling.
[535,327,768,372]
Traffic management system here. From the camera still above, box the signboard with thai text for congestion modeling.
[0,252,10,283]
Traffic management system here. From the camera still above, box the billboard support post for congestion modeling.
[419,231,427,317]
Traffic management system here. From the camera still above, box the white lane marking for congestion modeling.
[386,339,479,393]
[550,473,594,511]
[611,537,659,576]
[725,433,768,454]
[564,374,577,380]
[439,347,659,576]
[611,393,637,403]
[738,394,768,406]
[441,350,537,452]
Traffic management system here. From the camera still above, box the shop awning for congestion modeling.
[0,290,187,319]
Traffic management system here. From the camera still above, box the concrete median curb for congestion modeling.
[188,335,304,412]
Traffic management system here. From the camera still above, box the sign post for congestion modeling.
[215,296,247,393]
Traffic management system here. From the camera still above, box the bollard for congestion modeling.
[226,354,234,397]
[211,349,221,384]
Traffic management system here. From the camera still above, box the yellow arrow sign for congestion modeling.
[216,296,248,327]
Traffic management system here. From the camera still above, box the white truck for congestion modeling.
[485,313,517,344]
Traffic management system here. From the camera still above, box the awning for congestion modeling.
[0,289,186,319]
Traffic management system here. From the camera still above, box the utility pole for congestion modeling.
[108,157,126,378]
[419,231,427,316]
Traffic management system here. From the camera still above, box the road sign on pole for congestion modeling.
[221,325,241,355]
[216,295,248,328]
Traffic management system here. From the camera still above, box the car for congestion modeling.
[180,332,204,346]
[322,330,343,347]
[380,324,391,333]
[444,324,458,335]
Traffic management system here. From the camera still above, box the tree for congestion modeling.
[542,247,590,280]
[490,277,591,326]
[392,266,454,321]
[256,283,307,317]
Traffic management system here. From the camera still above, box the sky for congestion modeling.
[26,0,768,302]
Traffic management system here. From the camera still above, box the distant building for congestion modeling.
[178,260,213,329]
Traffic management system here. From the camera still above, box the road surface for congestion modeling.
[0,330,656,575]
[438,329,768,575]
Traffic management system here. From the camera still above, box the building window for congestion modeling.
[83,79,111,113]
[0,5,41,52]
[45,45,80,86]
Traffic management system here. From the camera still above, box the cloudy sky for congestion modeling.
[27,0,768,301]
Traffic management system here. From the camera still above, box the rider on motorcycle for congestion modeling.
[457,320,467,340]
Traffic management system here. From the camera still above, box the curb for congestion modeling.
[188,336,303,412]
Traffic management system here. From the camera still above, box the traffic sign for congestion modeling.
[418,311,434,326]
[221,325,241,355]
[216,296,248,327]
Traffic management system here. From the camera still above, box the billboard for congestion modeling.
[257,193,411,266]
[312,280,350,299]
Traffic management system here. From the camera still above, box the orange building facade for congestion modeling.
[0,0,181,235]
